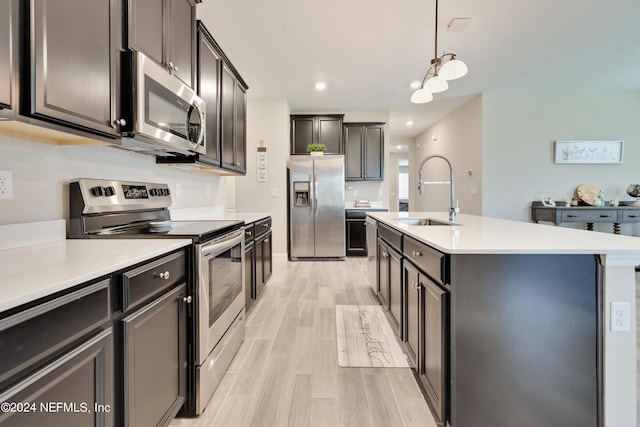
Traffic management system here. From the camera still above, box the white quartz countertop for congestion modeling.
[0,239,191,312]
[367,211,640,255]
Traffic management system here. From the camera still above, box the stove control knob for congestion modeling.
[163,188,171,196]
[104,186,116,197]
[90,186,104,197]
[149,188,158,197]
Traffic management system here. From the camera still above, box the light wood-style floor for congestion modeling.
[170,259,437,427]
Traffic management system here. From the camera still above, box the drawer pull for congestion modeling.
[182,296,192,304]
[412,250,423,257]
[246,230,252,236]
[158,271,171,280]
[264,238,270,243]
[600,215,612,218]
[567,214,579,218]
[382,251,388,257]
[628,215,638,218]
[412,282,420,290]
[262,223,269,228]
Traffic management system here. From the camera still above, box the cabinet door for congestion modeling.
[421,278,448,424]
[364,125,384,180]
[255,235,264,293]
[377,239,390,309]
[404,261,422,368]
[128,0,164,64]
[197,26,221,166]
[0,329,113,427]
[0,0,16,113]
[388,247,402,337]
[32,0,119,136]
[169,0,195,88]
[318,116,343,154]
[220,64,236,170]
[122,284,187,427]
[291,116,315,154]
[234,82,247,173]
[344,125,364,180]
[244,243,255,310]
[262,231,272,284]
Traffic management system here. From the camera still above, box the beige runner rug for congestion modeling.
[335,305,410,368]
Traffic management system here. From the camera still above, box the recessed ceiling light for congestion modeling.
[405,120,414,126]
[409,81,421,90]
[315,81,327,91]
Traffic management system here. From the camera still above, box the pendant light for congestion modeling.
[410,0,468,103]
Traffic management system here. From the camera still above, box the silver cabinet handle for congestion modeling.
[264,238,270,243]
[182,296,192,304]
[158,271,170,280]
[114,118,127,126]
[412,250,423,257]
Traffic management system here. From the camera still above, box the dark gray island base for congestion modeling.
[450,253,601,427]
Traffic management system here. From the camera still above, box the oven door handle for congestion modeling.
[200,230,243,258]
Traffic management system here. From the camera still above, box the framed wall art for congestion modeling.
[554,140,624,164]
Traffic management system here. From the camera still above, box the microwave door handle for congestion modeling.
[201,232,243,257]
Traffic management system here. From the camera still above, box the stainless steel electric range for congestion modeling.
[69,178,245,415]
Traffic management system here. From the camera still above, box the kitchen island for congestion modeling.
[367,211,640,427]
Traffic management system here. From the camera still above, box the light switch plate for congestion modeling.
[0,171,13,200]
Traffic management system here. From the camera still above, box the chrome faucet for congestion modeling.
[417,154,460,221]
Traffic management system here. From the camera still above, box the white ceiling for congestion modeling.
[197,0,640,138]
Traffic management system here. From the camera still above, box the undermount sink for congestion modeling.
[396,218,459,226]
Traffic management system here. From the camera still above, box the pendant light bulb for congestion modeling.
[439,57,468,81]
[423,74,448,93]
[410,88,434,104]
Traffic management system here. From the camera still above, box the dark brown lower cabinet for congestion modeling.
[255,229,272,298]
[403,258,449,425]
[121,283,187,427]
[0,329,114,427]
[244,239,255,311]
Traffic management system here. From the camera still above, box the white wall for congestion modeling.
[412,95,483,215]
[0,135,229,226]
[235,97,290,256]
[482,91,640,235]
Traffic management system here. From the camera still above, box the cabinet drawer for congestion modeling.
[244,224,255,241]
[378,222,402,252]
[561,209,617,222]
[255,217,271,237]
[404,236,448,286]
[621,210,640,221]
[122,251,186,312]
[0,279,110,386]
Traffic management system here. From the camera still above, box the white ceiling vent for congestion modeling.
[447,18,472,32]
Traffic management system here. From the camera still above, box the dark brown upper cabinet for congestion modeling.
[220,62,247,174]
[28,0,122,137]
[195,23,222,167]
[126,0,196,89]
[290,114,344,154]
[344,122,384,181]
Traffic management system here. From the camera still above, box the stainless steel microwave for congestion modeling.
[119,51,206,156]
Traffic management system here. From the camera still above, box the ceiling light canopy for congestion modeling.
[410,0,469,104]
[315,81,327,91]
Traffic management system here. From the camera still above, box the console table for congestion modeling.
[531,201,640,234]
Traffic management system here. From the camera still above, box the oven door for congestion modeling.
[196,229,244,364]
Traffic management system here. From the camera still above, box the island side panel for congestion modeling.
[449,254,601,427]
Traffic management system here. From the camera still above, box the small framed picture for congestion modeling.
[554,140,624,164]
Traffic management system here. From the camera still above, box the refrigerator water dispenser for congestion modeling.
[294,181,310,207]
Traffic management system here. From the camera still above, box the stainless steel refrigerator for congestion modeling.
[289,155,345,259]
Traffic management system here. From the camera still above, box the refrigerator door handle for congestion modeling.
[314,172,319,215]
[309,174,314,213]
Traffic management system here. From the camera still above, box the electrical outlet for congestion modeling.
[0,171,13,200]
[611,302,630,332]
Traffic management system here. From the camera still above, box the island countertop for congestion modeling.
[367,211,640,255]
